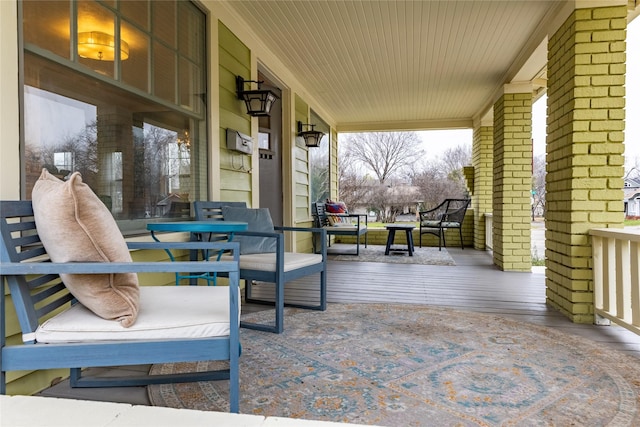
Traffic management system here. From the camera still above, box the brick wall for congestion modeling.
[545,5,626,323]
[492,92,533,271]
[472,126,493,250]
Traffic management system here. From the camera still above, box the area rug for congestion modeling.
[329,245,455,266]
[148,304,640,426]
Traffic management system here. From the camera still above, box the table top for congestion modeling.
[147,221,248,233]
[385,224,416,230]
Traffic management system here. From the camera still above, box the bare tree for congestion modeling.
[342,132,423,184]
[440,145,471,185]
[337,150,372,209]
[409,145,471,210]
[532,154,546,218]
[411,162,463,210]
[337,132,424,222]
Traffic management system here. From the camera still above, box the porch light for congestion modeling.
[78,31,129,61]
[297,121,325,148]
[236,76,279,117]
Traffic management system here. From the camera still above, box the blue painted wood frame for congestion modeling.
[194,201,327,334]
[0,201,241,412]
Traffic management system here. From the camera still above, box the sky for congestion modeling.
[421,19,640,169]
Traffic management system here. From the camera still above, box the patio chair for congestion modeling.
[419,198,470,250]
[0,200,241,412]
[312,202,368,255]
[194,201,327,334]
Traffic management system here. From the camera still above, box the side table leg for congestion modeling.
[385,230,395,255]
[407,229,415,256]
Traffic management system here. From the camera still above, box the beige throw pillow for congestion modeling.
[32,169,139,327]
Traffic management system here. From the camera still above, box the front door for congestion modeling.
[257,72,283,226]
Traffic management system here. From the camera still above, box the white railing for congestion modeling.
[590,228,640,335]
[485,213,493,251]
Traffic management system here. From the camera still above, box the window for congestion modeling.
[309,111,330,204]
[22,0,207,232]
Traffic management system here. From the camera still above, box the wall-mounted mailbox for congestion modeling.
[226,128,253,155]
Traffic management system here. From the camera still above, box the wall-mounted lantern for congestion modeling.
[297,121,325,148]
[236,76,279,116]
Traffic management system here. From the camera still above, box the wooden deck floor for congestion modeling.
[38,246,640,405]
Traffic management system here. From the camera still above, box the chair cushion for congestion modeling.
[421,220,442,227]
[221,206,277,254]
[441,221,461,228]
[327,214,351,225]
[35,286,237,343]
[31,169,139,328]
[220,252,323,272]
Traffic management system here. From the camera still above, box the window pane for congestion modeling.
[122,21,149,93]
[120,0,149,31]
[77,1,116,76]
[178,1,204,64]
[153,41,176,103]
[23,1,71,59]
[179,58,203,113]
[309,112,330,204]
[152,0,176,48]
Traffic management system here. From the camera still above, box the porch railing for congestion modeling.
[590,228,640,335]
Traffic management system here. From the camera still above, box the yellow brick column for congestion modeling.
[472,124,493,250]
[492,87,533,271]
[545,5,626,323]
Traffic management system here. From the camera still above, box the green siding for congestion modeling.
[218,22,252,202]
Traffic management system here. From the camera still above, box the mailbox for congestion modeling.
[226,128,253,155]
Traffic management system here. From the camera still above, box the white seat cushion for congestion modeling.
[219,252,322,272]
[35,286,239,344]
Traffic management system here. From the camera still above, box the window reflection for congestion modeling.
[22,0,207,231]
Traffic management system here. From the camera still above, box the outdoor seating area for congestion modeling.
[22,244,640,425]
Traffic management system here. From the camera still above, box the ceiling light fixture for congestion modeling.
[78,31,129,61]
[236,76,279,117]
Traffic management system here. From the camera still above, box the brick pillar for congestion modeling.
[545,5,626,323]
[472,124,493,250]
[493,88,533,271]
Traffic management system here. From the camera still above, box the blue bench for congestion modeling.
[312,202,368,255]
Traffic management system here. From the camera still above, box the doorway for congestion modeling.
[257,72,283,226]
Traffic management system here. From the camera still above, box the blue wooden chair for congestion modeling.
[194,201,327,334]
[0,201,241,412]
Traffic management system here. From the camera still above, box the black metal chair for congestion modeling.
[419,199,470,250]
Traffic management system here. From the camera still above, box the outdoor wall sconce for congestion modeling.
[298,121,325,148]
[236,76,279,116]
[78,31,129,61]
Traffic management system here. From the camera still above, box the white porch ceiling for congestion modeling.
[222,0,570,131]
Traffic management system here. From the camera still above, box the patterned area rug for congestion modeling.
[148,304,640,426]
[329,245,455,265]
